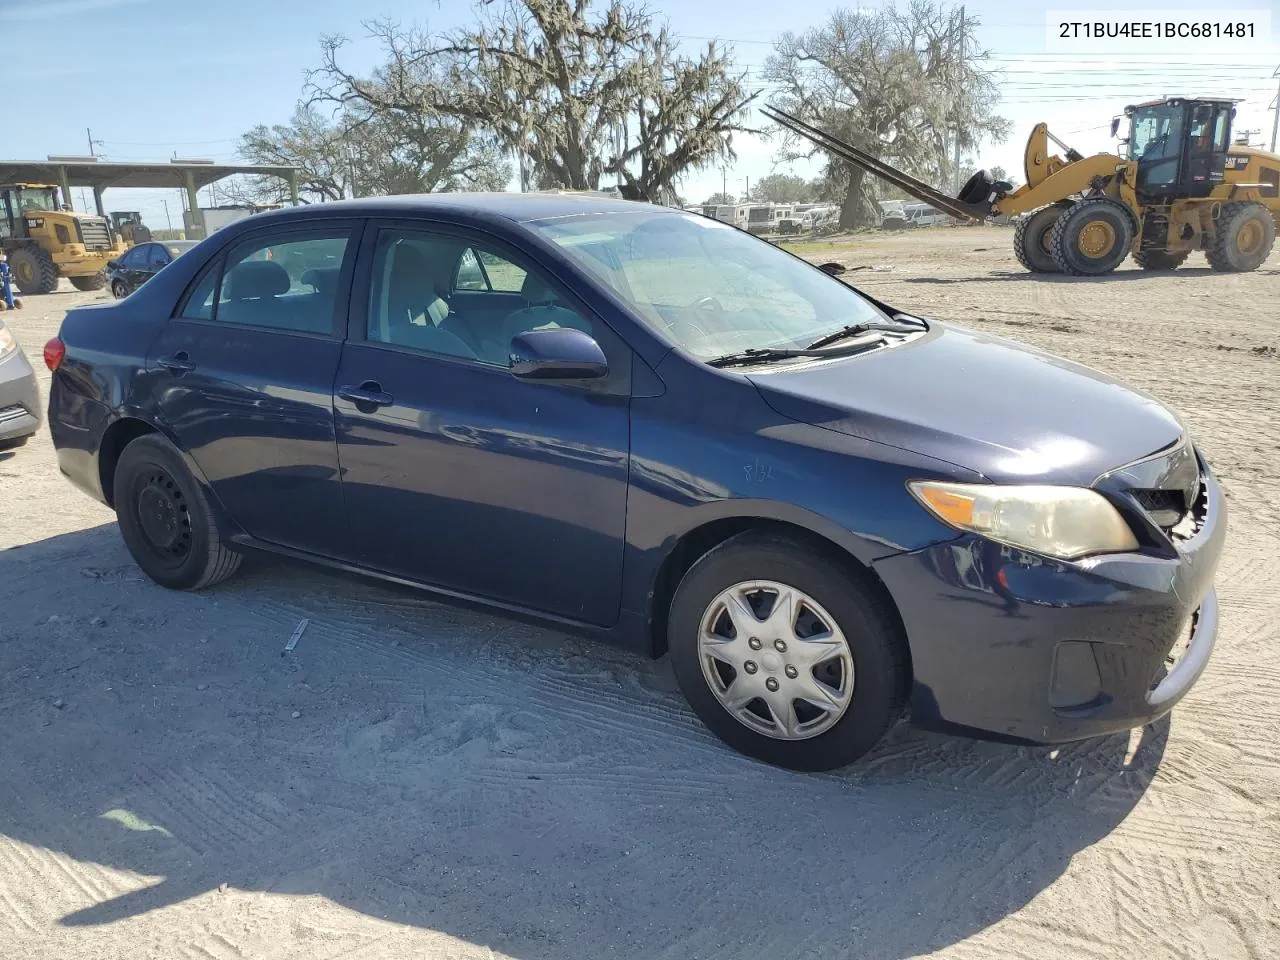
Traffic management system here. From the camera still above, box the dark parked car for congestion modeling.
[106,241,197,298]
[45,195,1225,770]
[0,318,40,449]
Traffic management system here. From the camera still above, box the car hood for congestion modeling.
[748,322,1184,486]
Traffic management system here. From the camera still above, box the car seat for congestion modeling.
[384,243,474,359]
[483,274,590,364]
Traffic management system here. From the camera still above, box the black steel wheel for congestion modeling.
[114,434,242,590]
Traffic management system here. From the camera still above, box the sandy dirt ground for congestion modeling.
[1,227,1278,960]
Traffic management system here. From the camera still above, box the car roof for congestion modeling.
[239,192,676,227]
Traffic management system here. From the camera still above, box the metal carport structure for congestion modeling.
[0,160,299,238]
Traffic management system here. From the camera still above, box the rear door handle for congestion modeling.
[337,381,394,409]
[157,351,195,373]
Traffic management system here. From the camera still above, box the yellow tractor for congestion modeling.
[1,183,127,294]
[763,98,1279,276]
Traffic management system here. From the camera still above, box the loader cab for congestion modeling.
[1126,98,1237,200]
[0,184,61,239]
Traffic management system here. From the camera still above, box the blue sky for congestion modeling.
[5,0,1277,225]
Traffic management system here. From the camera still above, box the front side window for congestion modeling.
[1130,105,1184,163]
[530,210,886,360]
[212,231,351,333]
[367,229,592,366]
[15,188,58,214]
[146,244,170,268]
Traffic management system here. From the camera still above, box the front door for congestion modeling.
[1183,102,1232,198]
[144,223,358,558]
[334,224,631,626]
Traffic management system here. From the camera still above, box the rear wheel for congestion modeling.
[111,280,128,298]
[1013,203,1071,273]
[114,434,242,590]
[1050,197,1135,275]
[668,532,908,771]
[8,246,58,295]
[1133,249,1189,271]
[70,270,107,291]
[1206,202,1276,273]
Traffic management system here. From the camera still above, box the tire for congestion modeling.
[111,280,128,299]
[113,434,242,590]
[1133,249,1189,271]
[668,532,909,771]
[1206,202,1276,273]
[1049,197,1135,275]
[8,246,59,295]
[70,270,107,291]
[958,170,993,204]
[1013,202,1071,273]
[0,434,31,451]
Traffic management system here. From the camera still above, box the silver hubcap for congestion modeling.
[698,580,854,740]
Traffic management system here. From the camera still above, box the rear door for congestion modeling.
[333,221,632,625]
[144,222,359,558]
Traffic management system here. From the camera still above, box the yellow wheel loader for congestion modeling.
[763,98,1279,276]
[1,184,127,294]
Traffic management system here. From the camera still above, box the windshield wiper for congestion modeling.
[707,339,885,368]
[806,319,922,349]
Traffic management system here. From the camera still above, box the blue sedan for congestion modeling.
[45,194,1224,770]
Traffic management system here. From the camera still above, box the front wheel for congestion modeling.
[111,280,128,298]
[114,434,243,590]
[668,533,909,771]
[1049,197,1135,275]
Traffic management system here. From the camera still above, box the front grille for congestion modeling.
[1132,488,1185,528]
[76,217,112,251]
[0,404,28,425]
[1131,477,1207,541]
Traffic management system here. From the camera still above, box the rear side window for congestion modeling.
[146,245,170,268]
[174,228,354,333]
[180,264,219,320]
[216,233,351,334]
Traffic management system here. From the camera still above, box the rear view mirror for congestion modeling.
[510,328,608,380]
[1110,117,1121,137]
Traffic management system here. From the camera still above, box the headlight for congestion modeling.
[0,324,15,358]
[909,481,1138,560]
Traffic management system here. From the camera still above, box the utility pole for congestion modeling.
[722,166,727,201]
[1270,65,1279,153]
[952,6,965,194]
[162,199,173,230]
[744,176,750,201]
[86,127,103,158]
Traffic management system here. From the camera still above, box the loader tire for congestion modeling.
[1014,202,1071,273]
[1133,249,1189,271]
[1206,202,1275,273]
[8,246,59,295]
[1050,197,1135,276]
[69,270,107,292]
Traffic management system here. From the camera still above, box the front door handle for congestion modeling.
[338,380,394,410]
[157,351,195,373]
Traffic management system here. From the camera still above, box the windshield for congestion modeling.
[14,187,59,214]
[1130,105,1183,163]
[529,210,887,360]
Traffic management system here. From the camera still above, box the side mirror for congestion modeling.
[1110,117,1121,137]
[106,260,118,269]
[509,327,608,380]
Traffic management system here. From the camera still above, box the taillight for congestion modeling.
[43,337,65,371]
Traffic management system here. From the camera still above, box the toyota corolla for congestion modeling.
[45,194,1224,770]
